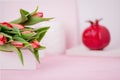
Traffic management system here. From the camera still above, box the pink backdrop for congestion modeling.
[1,0,120,80]
[0,0,80,49]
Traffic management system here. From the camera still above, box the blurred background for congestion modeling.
[0,0,120,51]
[77,0,120,50]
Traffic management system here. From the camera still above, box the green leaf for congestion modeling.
[37,31,47,42]
[13,36,27,43]
[13,36,31,48]
[10,7,53,25]
[34,26,50,32]
[0,44,14,52]
[14,47,24,65]
[0,26,21,36]
[22,32,36,40]
[29,43,40,63]
[0,44,24,65]
[29,48,40,63]
[27,27,50,42]
[37,27,50,41]
[10,18,21,24]
[10,9,29,24]
[23,17,53,26]
[0,27,1,31]
[0,25,12,31]
[20,9,29,16]
[29,45,34,52]
[1,32,13,42]
[33,49,40,63]
[21,27,34,31]
[36,45,46,50]
[27,28,49,42]
[30,6,38,16]
[20,9,29,23]
[13,27,21,36]
[5,31,18,35]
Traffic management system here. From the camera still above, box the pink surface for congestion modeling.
[1,55,120,80]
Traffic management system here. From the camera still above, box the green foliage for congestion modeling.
[0,7,52,65]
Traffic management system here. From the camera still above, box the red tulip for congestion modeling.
[0,34,7,45]
[33,12,43,18]
[11,41,24,48]
[0,22,13,28]
[11,24,25,29]
[31,40,40,48]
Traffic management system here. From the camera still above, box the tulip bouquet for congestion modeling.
[0,7,53,65]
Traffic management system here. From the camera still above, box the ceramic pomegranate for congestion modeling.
[82,19,110,50]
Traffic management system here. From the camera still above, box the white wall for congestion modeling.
[77,0,120,49]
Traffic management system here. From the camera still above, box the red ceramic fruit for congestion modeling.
[82,19,110,50]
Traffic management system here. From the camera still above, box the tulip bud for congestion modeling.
[31,40,40,48]
[11,24,25,29]
[0,22,13,28]
[0,34,7,45]
[33,12,43,18]
[11,41,24,48]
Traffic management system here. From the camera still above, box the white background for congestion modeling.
[77,0,120,50]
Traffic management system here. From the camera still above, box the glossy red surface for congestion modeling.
[82,20,110,50]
